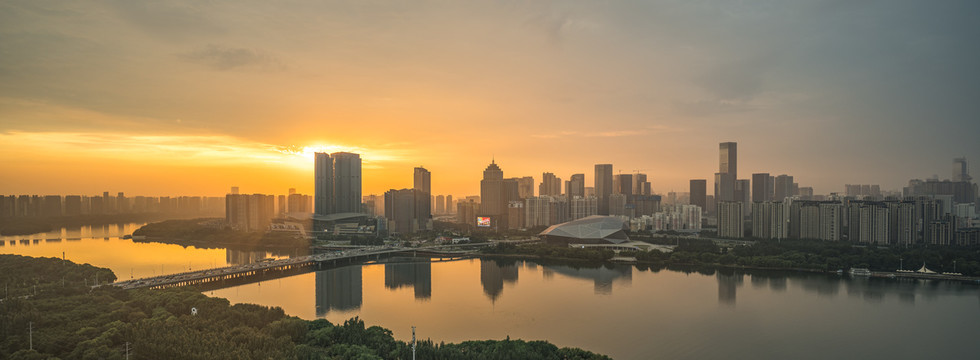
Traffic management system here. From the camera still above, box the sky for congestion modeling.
[1,0,978,197]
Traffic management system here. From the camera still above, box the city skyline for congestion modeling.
[1,1,978,197]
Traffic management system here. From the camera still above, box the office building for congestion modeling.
[714,172,735,203]
[714,142,737,203]
[566,174,586,198]
[333,152,362,213]
[414,167,432,230]
[384,188,419,234]
[953,157,971,182]
[633,173,652,196]
[690,179,707,211]
[613,174,633,197]
[314,153,334,215]
[595,164,613,215]
[752,173,772,202]
[774,175,795,201]
[735,179,751,216]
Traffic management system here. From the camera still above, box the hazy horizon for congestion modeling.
[2,1,978,197]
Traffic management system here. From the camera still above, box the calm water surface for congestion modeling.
[2,226,978,359]
[212,258,980,360]
[0,223,296,280]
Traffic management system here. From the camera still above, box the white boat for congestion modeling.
[849,268,872,276]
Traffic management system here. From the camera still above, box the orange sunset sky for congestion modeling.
[1,1,978,198]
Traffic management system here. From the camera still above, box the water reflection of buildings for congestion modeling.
[543,264,632,295]
[717,270,739,306]
[315,267,362,317]
[384,261,432,300]
[225,249,268,265]
[480,259,519,302]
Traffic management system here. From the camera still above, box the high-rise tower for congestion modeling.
[595,164,613,215]
[715,142,737,202]
[314,153,334,215]
[414,167,432,229]
[332,152,362,213]
[953,157,971,182]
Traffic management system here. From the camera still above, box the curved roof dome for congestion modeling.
[538,216,630,244]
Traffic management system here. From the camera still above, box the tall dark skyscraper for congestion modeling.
[315,152,361,215]
[384,188,417,233]
[720,142,737,179]
[414,167,432,229]
[314,152,334,215]
[690,179,707,210]
[953,157,971,182]
[752,173,772,202]
[566,173,585,198]
[332,152,362,213]
[715,142,737,202]
[480,160,506,218]
[613,174,633,197]
[774,174,794,201]
[595,164,613,215]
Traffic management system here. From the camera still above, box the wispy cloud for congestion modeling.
[531,125,682,139]
[0,131,407,169]
[178,44,284,71]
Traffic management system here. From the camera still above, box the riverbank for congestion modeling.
[132,218,310,249]
[0,213,208,236]
[480,240,980,280]
[0,254,611,359]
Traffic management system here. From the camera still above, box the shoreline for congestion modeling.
[473,252,980,284]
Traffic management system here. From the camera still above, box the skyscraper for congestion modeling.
[566,174,585,198]
[953,157,971,182]
[516,176,535,199]
[715,142,738,203]
[633,173,651,196]
[479,160,510,226]
[720,142,737,179]
[332,152,362,213]
[752,173,772,202]
[595,164,613,215]
[613,174,633,197]
[690,179,707,211]
[735,179,751,216]
[384,188,417,233]
[314,152,334,215]
[414,167,432,230]
[539,172,562,196]
[774,174,794,201]
[714,172,735,202]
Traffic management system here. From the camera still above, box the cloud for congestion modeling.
[0,131,407,168]
[531,127,683,139]
[179,44,284,71]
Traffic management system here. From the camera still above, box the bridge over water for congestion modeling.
[111,239,540,290]
[112,247,408,290]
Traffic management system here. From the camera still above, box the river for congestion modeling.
[3,223,978,359]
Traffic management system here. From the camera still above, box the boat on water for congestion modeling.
[849,268,872,276]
